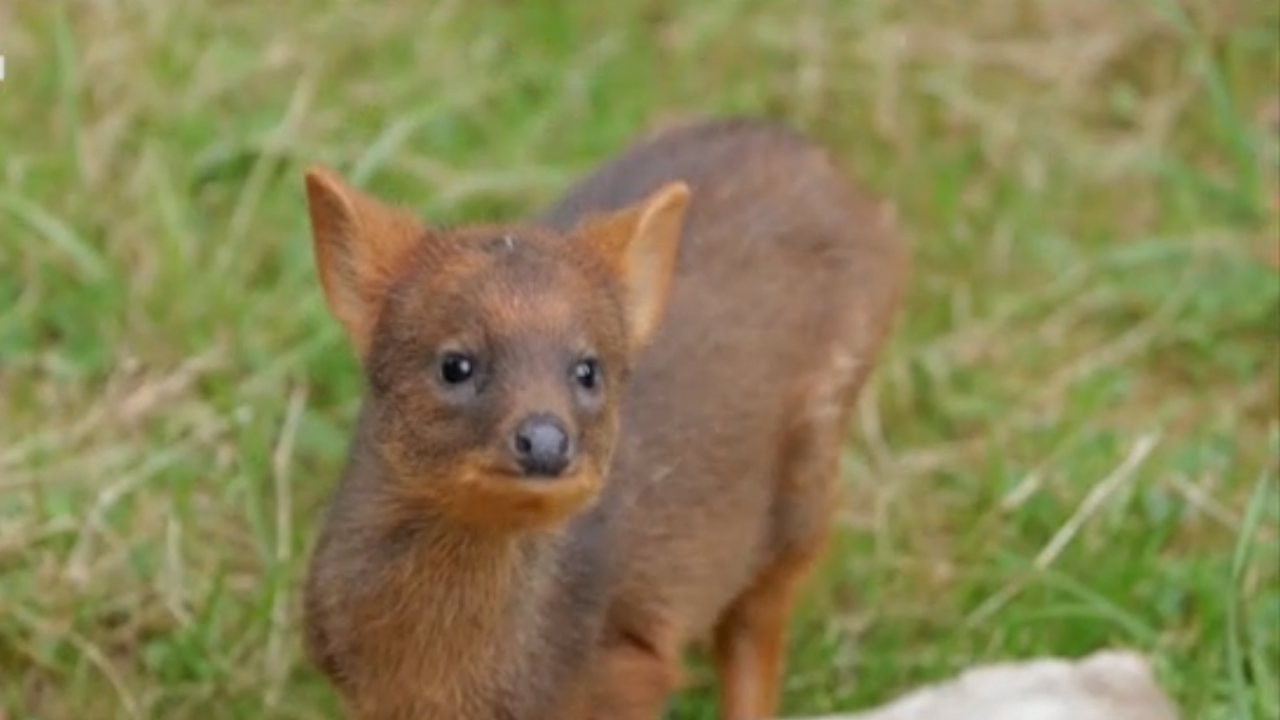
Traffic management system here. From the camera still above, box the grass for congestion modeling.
[0,0,1276,718]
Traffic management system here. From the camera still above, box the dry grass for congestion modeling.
[0,1,1276,718]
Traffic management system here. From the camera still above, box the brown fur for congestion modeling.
[301,117,910,720]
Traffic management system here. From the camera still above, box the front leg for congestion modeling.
[712,561,810,719]
[713,385,847,719]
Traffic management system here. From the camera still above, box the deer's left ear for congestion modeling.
[574,182,691,351]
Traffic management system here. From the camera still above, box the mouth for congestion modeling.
[450,462,602,529]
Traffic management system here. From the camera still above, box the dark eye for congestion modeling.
[572,357,601,391]
[439,352,476,385]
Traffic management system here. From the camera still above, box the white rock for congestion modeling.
[790,650,1182,720]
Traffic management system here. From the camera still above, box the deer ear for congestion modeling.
[577,182,691,351]
[304,166,424,360]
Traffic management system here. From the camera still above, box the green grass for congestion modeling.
[1,1,1277,718]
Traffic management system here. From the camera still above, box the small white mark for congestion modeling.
[806,349,860,425]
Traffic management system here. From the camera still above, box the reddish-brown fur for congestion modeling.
[301,117,909,720]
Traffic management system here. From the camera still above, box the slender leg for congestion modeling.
[712,548,821,719]
[714,376,852,719]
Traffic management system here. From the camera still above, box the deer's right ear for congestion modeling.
[304,166,424,360]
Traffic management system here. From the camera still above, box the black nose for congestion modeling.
[512,414,573,477]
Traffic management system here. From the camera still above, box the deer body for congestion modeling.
[301,118,909,720]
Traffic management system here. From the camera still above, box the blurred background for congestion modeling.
[0,1,1276,719]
